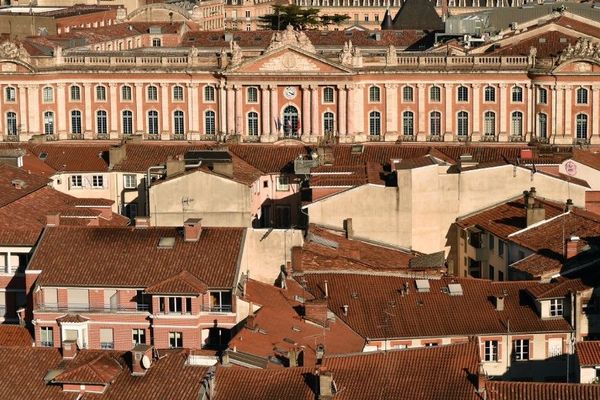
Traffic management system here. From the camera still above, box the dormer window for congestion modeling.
[550,298,563,317]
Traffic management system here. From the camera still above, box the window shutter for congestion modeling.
[67,288,89,307]
[44,288,57,306]
[100,328,113,343]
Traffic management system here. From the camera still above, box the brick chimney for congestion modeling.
[566,236,580,259]
[62,340,78,359]
[246,313,256,330]
[212,161,234,178]
[166,155,186,178]
[304,299,328,326]
[184,218,202,242]
[131,344,153,376]
[135,216,150,228]
[494,296,504,311]
[476,363,487,394]
[565,199,574,212]
[317,367,334,399]
[109,143,127,169]
[343,218,354,240]
[46,212,60,226]
[524,188,545,226]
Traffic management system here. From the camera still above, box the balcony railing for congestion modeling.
[5,134,19,142]
[510,135,525,142]
[37,303,150,313]
[40,341,54,347]
[481,135,498,142]
[100,342,114,350]
[70,133,84,140]
[201,305,233,313]
[173,134,186,140]
[427,134,443,142]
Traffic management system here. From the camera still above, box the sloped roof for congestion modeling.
[486,380,600,400]
[0,325,33,347]
[145,270,208,295]
[577,341,600,367]
[31,226,246,289]
[0,164,50,208]
[391,0,444,31]
[53,353,122,385]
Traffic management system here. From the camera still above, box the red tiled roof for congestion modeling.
[31,226,245,289]
[28,143,110,172]
[0,164,51,208]
[145,270,208,295]
[457,196,565,240]
[54,353,122,385]
[571,148,600,171]
[229,144,311,173]
[577,341,600,367]
[301,274,571,339]
[486,380,600,400]
[0,325,33,347]
[111,142,215,172]
[526,277,591,300]
[57,314,90,323]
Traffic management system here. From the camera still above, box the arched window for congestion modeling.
[121,85,132,101]
[577,88,588,105]
[457,111,469,137]
[70,110,82,135]
[96,85,106,101]
[122,110,133,135]
[70,85,81,101]
[204,86,215,102]
[512,86,523,103]
[171,85,183,102]
[42,87,54,103]
[457,86,468,102]
[369,86,381,102]
[484,86,495,102]
[323,87,334,103]
[369,111,381,136]
[174,110,185,135]
[429,86,441,102]
[429,111,441,136]
[147,85,158,101]
[5,86,16,102]
[247,87,258,103]
[402,111,414,135]
[402,86,413,102]
[484,111,495,136]
[43,111,54,135]
[6,112,17,136]
[147,110,159,135]
[283,105,299,136]
[538,113,547,139]
[576,114,588,139]
[511,111,523,136]
[97,110,108,135]
[538,88,547,104]
[247,111,259,135]
[205,110,216,135]
[323,112,335,134]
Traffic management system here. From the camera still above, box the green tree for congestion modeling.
[259,4,349,30]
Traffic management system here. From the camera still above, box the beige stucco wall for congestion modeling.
[559,160,600,190]
[148,170,253,227]
[239,228,304,285]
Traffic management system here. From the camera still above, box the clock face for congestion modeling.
[284,86,297,100]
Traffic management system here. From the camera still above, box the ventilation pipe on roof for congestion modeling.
[342,304,349,316]
[565,199,574,212]
[323,280,329,299]
[494,296,505,311]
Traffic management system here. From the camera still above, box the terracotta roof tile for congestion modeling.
[572,148,600,171]
[56,314,90,323]
[301,274,571,339]
[145,270,208,295]
[31,226,245,288]
[577,341,600,367]
[229,144,311,173]
[486,380,600,400]
[54,353,122,385]
[111,142,215,172]
[0,325,33,347]
[0,164,51,207]
[28,143,110,172]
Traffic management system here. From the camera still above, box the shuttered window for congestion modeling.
[67,288,89,310]
[44,288,58,309]
[100,328,114,349]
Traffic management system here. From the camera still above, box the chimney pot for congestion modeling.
[183,218,202,242]
[565,199,574,212]
[342,304,349,316]
[246,313,256,330]
[494,296,504,311]
[61,340,78,359]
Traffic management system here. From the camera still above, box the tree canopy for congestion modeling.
[258,4,349,30]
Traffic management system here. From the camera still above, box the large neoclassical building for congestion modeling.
[0,6,600,145]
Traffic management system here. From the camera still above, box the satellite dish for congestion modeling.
[141,354,152,369]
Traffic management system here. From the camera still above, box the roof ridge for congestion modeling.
[508,211,569,238]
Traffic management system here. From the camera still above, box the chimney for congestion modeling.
[343,218,353,240]
[131,344,153,376]
[288,347,298,368]
[246,313,256,330]
[135,216,150,228]
[304,299,328,326]
[199,366,217,399]
[62,340,78,359]
[566,236,580,259]
[494,296,504,311]
[108,143,127,169]
[524,187,536,208]
[183,218,202,242]
[524,188,545,226]
[212,161,234,178]
[11,179,25,189]
[221,350,230,366]
[46,212,60,226]
[291,246,302,274]
[317,367,334,399]
[476,363,487,395]
[565,199,574,212]
[166,155,186,178]
[342,304,349,316]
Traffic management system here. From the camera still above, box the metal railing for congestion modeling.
[100,342,114,350]
[37,303,150,313]
[40,341,54,347]
[201,305,233,313]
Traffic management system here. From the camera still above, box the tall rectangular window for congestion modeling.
[132,329,146,345]
[550,299,563,317]
[71,111,82,134]
[169,332,182,348]
[99,328,114,349]
[70,175,83,189]
[513,339,529,361]
[40,327,54,347]
[92,175,104,188]
[484,340,499,362]
[498,240,505,258]
[124,174,137,189]
[122,85,132,101]
[169,297,182,313]
[122,110,133,135]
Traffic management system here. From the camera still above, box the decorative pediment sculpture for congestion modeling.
[558,38,600,64]
[339,40,353,66]
[230,41,243,68]
[0,40,21,59]
[266,24,316,54]
[386,44,398,66]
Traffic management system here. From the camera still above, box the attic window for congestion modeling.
[538,38,546,43]
[254,37,262,41]
[447,283,463,296]
[559,37,567,43]
[39,152,48,160]
[415,279,430,293]
[351,144,364,154]
[158,237,175,249]
[210,36,219,41]
[188,38,195,42]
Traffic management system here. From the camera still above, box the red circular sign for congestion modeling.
[565,160,577,176]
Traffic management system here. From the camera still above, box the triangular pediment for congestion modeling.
[226,46,354,75]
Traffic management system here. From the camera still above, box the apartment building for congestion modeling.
[28,221,246,351]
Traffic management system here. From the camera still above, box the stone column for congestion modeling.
[592,86,600,144]
[260,85,270,136]
[218,82,226,135]
[187,83,199,139]
[160,83,170,140]
[499,83,507,140]
[56,83,67,139]
[551,85,557,138]
[347,84,355,137]
[310,85,319,136]
[235,85,243,135]
[444,83,452,139]
[384,83,398,135]
[226,85,235,135]
[337,85,347,136]
[556,85,564,138]
[134,83,144,134]
[301,85,311,137]
[354,84,364,135]
[417,83,425,137]
[472,84,480,140]
[564,85,572,139]
[109,83,119,139]
[18,85,27,136]
[27,84,40,135]
[270,85,278,136]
